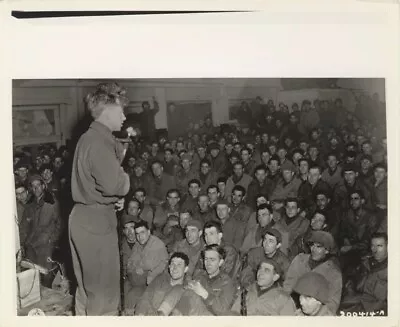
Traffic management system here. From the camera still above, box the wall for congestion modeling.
[12,79,282,141]
[336,78,386,101]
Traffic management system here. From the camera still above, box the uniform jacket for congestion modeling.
[147,173,177,205]
[270,176,302,202]
[127,234,169,286]
[19,192,62,269]
[333,179,374,211]
[283,253,342,314]
[153,203,181,231]
[210,152,228,175]
[321,166,343,189]
[71,121,130,231]
[338,208,380,254]
[174,167,199,196]
[171,239,204,277]
[245,179,275,210]
[221,215,247,251]
[194,241,239,279]
[177,271,236,316]
[231,283,296,316]
[229,203,252,224]
[298,179,331,217]
[224,174,253,202]
[240,248,290,289]
[279,214,310,250]
[135,272,185,315]
[240,221,290,257]
[368,176,387,208]
[198,171,219,194]
[357,257,387,312]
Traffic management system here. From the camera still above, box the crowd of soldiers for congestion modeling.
[14,94,388,316]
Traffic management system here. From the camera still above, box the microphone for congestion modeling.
[113,126,139,142]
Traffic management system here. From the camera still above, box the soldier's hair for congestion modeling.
[232,185,246,197]
[204,220,223,234]
[134,220,150,231]
[167,188,181,198]
[203,244,226,260]
[169,252,190,266]
[285,197,301,208]
[257,203,273,214]
[188,179,201,188]
[268,155,280,165]
[349,189,365,200]
[134,187,147,197]
[207,184,218,193]
[254,164,267,174]
[298,158,310,167]
[217,177,227,184]
[85,82,129,119]
[200,158,211,167]
[371,232,388,244]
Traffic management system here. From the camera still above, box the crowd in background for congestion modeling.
[14,93,388,316]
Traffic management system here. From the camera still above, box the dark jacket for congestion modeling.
[19,191,62,269]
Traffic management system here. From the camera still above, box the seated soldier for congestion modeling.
[270,160,302,202]
[240,203,289,257]
[155,215,184,253]
[338,189,380,285]
[132,188,154,229]
[289,209,331,260]
[135,252,190,316]
[207,184,220,211]
[292,272,334,316]
[153,189,181,234]
[231,258,296,316]
[215,199,246,251]
[240,228,290,290]
[125,221,169,309]
[180,179,202,213]
[224,161,253,202]
[217,176,228,200]
[122,198,150,229]
[278,198,310,251]
[229,185,253,224]
[19,174,62,287]
[340,233,388,315]
[171,219,205,277]
[244,193,269,235]
[192,194,217,223]
[121,214,140,281]
[194,220,240,279]
[283,231,342,314]
[174,245,237,316]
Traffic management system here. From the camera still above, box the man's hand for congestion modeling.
[115,198,125,212]
[187,280,208,299]
[340,245,353,253]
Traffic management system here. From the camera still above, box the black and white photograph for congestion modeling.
[1,2,399,326]
[12,78,388,317]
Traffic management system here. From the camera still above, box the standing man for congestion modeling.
[69,82,131,316]
[140,97,159,142]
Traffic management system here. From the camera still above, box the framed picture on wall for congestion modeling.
[12,104,63,147]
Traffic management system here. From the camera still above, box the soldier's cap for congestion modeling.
[15,158,30,170]
[29,174,45,184]
[121,214,141,226]
[281,160,296,173]
[263,228,282,244]
[293,272,329,304]
[259,258,284,278]
[216,199,230,207]
[186,219,204,231]
[308,231,336,253]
